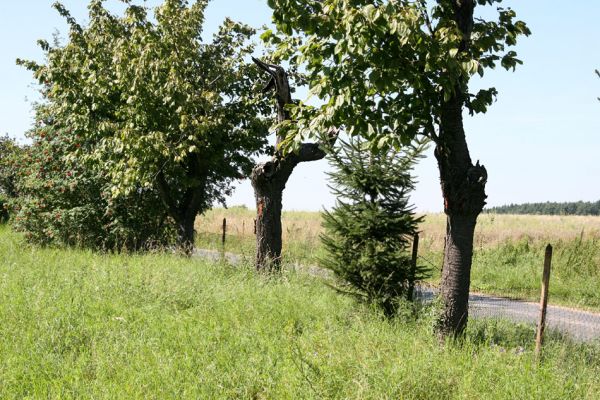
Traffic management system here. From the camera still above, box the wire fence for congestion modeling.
[203,219,600,344]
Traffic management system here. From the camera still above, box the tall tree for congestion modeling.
[18,0,271,252]
[264,0,529,335]
[250,58,337,270]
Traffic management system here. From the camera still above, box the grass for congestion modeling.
[0,225,599,399]
[196,207,600,310]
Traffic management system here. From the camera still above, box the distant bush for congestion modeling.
[0,135,25,222]
[0,195,8,224]
[320,138,430,317]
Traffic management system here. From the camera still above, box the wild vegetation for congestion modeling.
[5,0,537,339]
[197,209,600,310]
[0,226,599,399]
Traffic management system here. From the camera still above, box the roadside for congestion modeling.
[194,248,600,342]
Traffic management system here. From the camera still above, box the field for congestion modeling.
[1,225,599,399]
[197,208,600,310]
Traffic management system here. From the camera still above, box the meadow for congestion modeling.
[197,208,600,310]
[0,225,599,399]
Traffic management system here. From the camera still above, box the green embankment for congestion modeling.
[1,226,599,399]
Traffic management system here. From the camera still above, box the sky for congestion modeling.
[0,1,599,212]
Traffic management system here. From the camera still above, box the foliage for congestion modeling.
[11,124,175,250]
[486,201,600,216]
[0,135,22,199]
[0,135,26,223]
[263,0,530,150]
[0,226,599,399]
[0,194,7,224]
[265,0,530,336]
[320,138,430,316]
[18,0,271,248]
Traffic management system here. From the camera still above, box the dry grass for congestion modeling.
[197,207,600,253]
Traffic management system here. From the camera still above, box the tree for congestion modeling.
[18,0,271,252]
[264,0,529,336]
[250,58,337,270]
[321,137,429,316]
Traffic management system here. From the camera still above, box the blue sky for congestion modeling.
[1,1,598,212]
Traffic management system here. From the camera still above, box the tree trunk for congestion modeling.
[251,160,294,271]
[250,58,336,271]
[430,0,489,338]
[435,94,487,337]
[155,153,209,255]
[253,178,284,270]
[176,213,196,255]
[438,214,478,336]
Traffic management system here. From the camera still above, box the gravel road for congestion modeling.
[194,249,600,342]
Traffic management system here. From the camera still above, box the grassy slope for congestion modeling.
[197,208,600,309]
[1,226,599,399]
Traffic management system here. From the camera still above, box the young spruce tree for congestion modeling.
[321,138,429,317]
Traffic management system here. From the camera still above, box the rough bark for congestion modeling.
[251,58,335,271]
[157,156,207,255]
[435,87,488,337]
[251,144,328,270]
[433,0,490,337]
[251,161,288,270]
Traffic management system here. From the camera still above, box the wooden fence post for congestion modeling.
[222,218,227,253]
[408,233,419,301]
[535,244,553,358]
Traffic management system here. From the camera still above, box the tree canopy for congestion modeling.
[18,0,272,249]
[264,0,529,149]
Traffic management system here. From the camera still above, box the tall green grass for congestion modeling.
[469,236,600,309]
[0,226,599,399]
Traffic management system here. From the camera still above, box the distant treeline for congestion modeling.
[485,201,600,216]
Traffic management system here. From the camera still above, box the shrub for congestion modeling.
[12,124,176,250]
[0,135,25,222]
[320,138,430,316]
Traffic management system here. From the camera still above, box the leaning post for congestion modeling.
[535,244,553,358]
